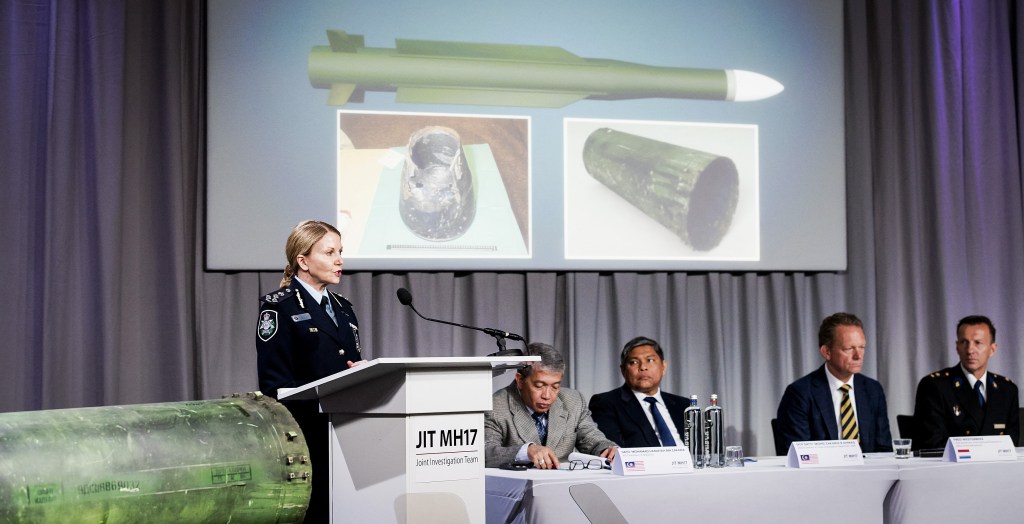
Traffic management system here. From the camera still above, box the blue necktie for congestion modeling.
[532,412,547,445]
[644,397,677,446]
[321,295,337,326]
[975,380,985,407]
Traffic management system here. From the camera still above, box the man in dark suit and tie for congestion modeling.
[912,315,1019,450]
[775,312,893,454]
[588,336,689,448]
[485,343,617,469]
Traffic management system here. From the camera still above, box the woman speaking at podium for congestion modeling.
[256,219,365,522]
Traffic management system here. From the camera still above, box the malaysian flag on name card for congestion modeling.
[625,461,646,472]
[799,454,819,464]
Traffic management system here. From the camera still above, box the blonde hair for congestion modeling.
[280,220,341,288]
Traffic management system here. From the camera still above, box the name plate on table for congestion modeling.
[942,435,1017,462]
[786,440,864,468]
[611,446,694,476]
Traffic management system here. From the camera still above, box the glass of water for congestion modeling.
[725,445,744,467]
[892,438,912,459]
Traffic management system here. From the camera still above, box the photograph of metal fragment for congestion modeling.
[400,126,476,241]
[564,119,759,261]
[308,30,783,108]
[336,111,530,258]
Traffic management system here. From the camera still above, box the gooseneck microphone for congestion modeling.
[396,287,524,356]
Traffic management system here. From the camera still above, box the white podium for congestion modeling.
[278,356,537,523]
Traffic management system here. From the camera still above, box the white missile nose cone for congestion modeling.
[728,70,784,101]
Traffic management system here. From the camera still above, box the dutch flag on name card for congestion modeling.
[957,448,972,459]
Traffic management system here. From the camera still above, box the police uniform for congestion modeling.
[912,365,1019,450]
[256,279,362,523]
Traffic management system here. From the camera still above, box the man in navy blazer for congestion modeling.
[589,337,689,448]
[776,312,893,455]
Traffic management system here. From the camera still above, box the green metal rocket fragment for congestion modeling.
[0,393,310,523]
[582,128,740,251]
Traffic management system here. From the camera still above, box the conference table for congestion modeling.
[486,451,1024,523]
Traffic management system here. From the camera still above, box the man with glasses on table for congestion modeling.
[588,336,688,448]
[484,343,617,469]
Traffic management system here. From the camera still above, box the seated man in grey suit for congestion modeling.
[485,342,617,469]
[776,312,893,454]
[588,336,688,447]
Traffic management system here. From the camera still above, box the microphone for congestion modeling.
[396,287,524,356]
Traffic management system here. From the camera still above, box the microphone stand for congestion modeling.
[397,288,524,357]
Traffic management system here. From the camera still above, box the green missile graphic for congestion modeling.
[308,30,784,108]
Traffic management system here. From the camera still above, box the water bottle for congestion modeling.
[683,395,704,468]
[703,394,724,468]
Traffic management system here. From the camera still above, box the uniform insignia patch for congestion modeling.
[953,405,961,417]
[258,310,278,341]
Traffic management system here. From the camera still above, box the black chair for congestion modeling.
[1019,407,1024,445]
[896,414,916,440]
[771,418,785,455]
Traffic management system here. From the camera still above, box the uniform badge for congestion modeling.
[258,310,278,341]
[349,322,361,352]
[953,405,961,417]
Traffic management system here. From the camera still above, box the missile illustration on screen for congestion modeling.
[308,30,784,108]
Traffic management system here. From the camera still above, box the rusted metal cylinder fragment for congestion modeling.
[400,126,476,241]
[582,127,739,250]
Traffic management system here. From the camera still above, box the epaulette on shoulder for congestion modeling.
[927,369,948,379]
[261,288,294,304]
[991,372,1013,384]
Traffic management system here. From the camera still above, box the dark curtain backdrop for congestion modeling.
[2,0,1022,456]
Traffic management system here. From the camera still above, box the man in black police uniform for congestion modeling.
[912,315,1019,450]
[588,336,688,448]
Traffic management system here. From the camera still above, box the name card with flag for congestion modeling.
[942,435,1016,463]
[611,446,694,476]
[786,440,864,468]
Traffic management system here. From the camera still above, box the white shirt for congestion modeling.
[824,367,857,438]
[633,389,684,446]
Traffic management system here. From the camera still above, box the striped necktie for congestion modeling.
[839,384,859,441]
[532,412,547,445]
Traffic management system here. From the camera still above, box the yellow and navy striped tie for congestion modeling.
[839,384,859,441]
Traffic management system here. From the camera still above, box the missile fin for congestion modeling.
[328,84,359,105]
[327,30,365,52]
[395,39,585,64]
[395,86,586,108]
